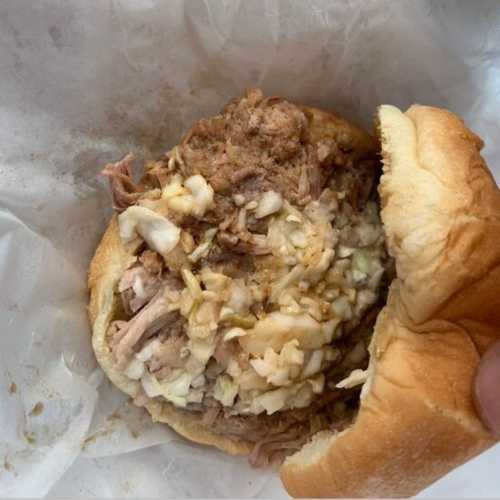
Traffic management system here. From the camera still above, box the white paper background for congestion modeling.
[0,0,499,497]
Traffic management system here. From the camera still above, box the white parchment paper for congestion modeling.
[0,1,499,497]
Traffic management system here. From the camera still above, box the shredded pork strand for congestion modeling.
[112,288,180,369]
[101,154,143,212]
[118,265,163,314]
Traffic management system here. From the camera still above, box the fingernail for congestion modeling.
[474,340,500,436]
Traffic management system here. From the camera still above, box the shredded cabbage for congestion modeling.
[187,337,216,363]
[252,387,290,414]
[136,338,161,362]
[226,279,252,314]
[124,358,145,380]
[181,268,203,302]
[141,370,193,407]
[118,206,181,257]
[336,368,368,389]
[188,228,218,262]
[213,375,239,406]
[200,267,231,292]
[162,174,214,217]
[223,327,248,342]
[301,350,324,378]
[255,190,283,219]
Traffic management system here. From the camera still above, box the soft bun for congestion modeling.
[280,105,500,497]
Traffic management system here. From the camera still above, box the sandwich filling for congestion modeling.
[103,89,391,465]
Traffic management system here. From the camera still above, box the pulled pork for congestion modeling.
[118,265,162,315]
[112,288,181,369]
[177,88,375,212]
[181,388,359,467]
[102,154,143,212]
[103,89,387,467]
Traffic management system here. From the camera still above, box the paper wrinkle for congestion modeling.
[0,0,499,497]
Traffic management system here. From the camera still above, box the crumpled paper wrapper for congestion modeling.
[1,0,499,497]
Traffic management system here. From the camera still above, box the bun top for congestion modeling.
[280,104,500,497]
[379,105,500,336]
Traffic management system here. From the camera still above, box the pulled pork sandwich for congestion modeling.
[88,89,500,497]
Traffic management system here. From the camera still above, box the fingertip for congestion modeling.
[473,340,500,436]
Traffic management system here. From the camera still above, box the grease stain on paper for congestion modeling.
[28,402,44,417]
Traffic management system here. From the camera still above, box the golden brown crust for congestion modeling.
[280,105,500,497]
